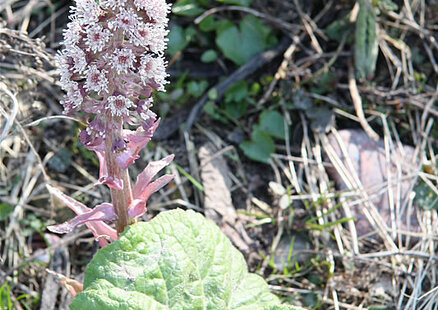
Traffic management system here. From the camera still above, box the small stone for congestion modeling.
[326,129,419,237]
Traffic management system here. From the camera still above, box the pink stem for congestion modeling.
[104,130,133,234]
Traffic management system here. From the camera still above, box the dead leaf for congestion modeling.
[199,143,253,254]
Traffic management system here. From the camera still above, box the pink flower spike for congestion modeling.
[46,185,118,246]
[132,154,174,199]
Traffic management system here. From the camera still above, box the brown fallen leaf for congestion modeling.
[199,142,253,255]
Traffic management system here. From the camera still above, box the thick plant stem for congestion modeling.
[105,135,133,234]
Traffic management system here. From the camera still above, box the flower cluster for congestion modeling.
[49,0,173,242]
[57,0,169,162]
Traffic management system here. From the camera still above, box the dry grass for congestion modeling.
[0,0,437,309]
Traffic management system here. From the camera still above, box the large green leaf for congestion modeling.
[71,210,301,310]
[216,15,274,65]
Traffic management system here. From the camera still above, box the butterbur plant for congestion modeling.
[50,0,173,238]
[49,0,301,309]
